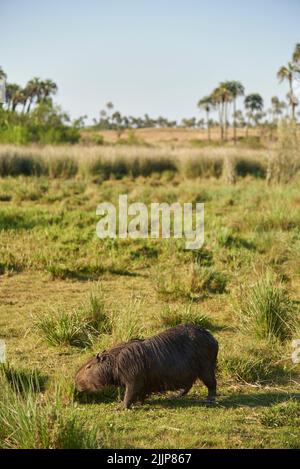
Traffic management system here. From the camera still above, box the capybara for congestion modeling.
[75,324,218,409]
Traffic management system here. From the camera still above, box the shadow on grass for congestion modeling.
[74,387,124,405]
[46,265,144,281]
[147,391,300,409]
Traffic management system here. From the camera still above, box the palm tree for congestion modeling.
[24,77,42,112]
[293,43,300,64]
[0,67,6,79]
[197,95,214,141]
[212,84,233,141]
[39,79,58,102]
[277,63,300,119]
[244,93,264,136]
[5,83,22,111]
[225,81,245,143]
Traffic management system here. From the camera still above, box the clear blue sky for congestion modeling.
[1,0,300,123]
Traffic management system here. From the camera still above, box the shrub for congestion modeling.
[238,274,299,342]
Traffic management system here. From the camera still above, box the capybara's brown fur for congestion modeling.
[75,324,218,409]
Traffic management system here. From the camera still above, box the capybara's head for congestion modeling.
[75,352,114,393]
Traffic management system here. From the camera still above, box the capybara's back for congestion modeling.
[116,324,218,401]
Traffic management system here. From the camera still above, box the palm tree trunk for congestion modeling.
[218,105,223,141]
[289,78,295,119]
[233,100,237,144]
[223,101,227,141]
[206,109,211,141]
[27,98,33,113]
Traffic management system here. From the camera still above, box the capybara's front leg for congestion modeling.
[123,383,139,409]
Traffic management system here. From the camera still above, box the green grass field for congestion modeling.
[0,144,299,448]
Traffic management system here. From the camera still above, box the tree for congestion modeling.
[271,96,286,123]
[293,43,300,64]
[39,79,58,103]
[212,83,233,141]
[225,81,245,143]
[277,63,300,119]
[0,67,6,80]
[244,93,264,136]
[24,77,42,112]
[5,83,22,111]
[198,95,214,141]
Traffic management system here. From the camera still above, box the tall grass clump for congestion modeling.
[238,273,299,342]
[267,120,300,184]
[2,365,48,394]
[221,353,287,384]
[183,154,223,179]
[35,290,110,347]
[47,155,78,178]
[190,265,227,296]
[111,299,144,342]
[0,374,101,448]
[158,303,215,330]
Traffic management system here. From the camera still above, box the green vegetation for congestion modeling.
[238,273,298,342]
[0,142,299,448]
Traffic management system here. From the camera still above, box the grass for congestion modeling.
[259,399,300,428]
[0,373,102,449]
[0,144,272,181]
[158,304,215,330]
[237,273,299,342]
[0,141,299,448]
[35,290,110,348]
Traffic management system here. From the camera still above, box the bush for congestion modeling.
[238,273,299,342]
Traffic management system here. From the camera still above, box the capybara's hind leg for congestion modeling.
[200,370,217,401]
[176,384,192,397]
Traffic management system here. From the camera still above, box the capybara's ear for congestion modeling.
[96,352,108,362]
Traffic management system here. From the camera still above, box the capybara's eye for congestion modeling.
[86,364,92,370]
